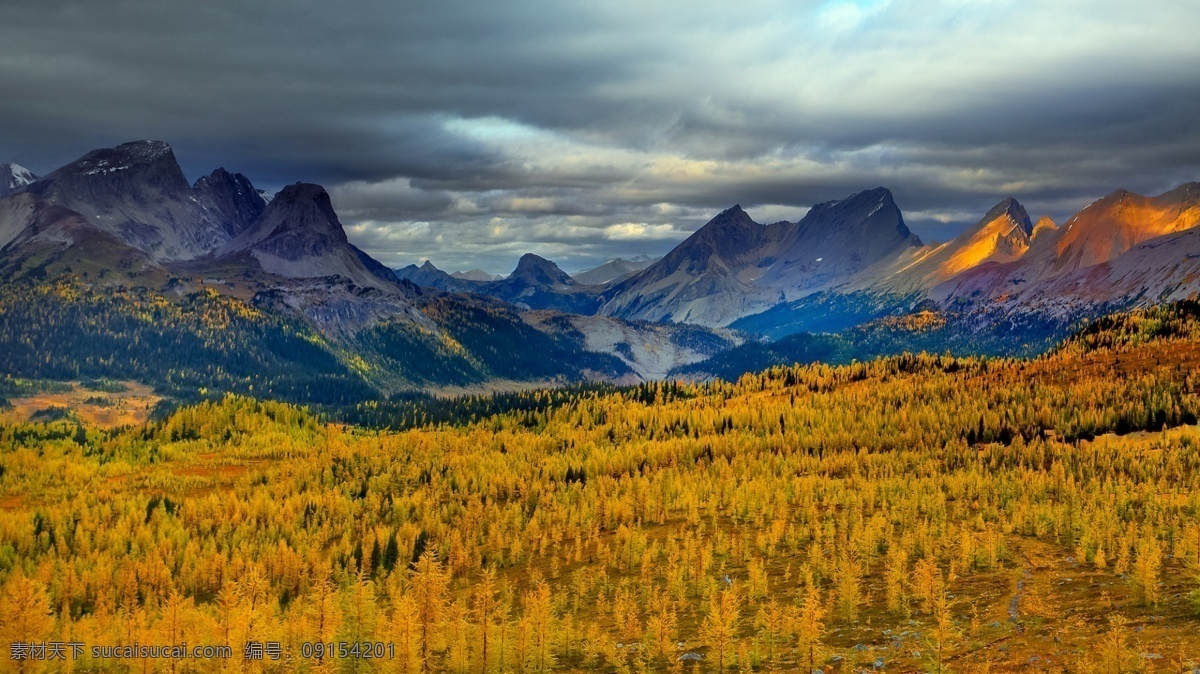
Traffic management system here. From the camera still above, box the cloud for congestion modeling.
[1,0,1197,272]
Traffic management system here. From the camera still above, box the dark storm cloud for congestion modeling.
[2,0,1198,273]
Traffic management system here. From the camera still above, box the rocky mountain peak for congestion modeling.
[704,204,754,232]
[232,182,349,251]
[926,197,1036,279]
[35,139,181,184]
[273,183,344,233]
[394,260,463,290]
[981,197,1033,237]
[193,167,267,238]
[512,253,575,287]
[677,204,765,260]
[799,187,919,244]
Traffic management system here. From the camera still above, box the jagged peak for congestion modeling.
[265,183,341,230]
[694,203,759,235]
[979,197,1033,237]
[692,204,757,234]
[193,167,260,196]
[863,186,894,202]
[663,204,766,263]
[419,260,440,271]
[1032,215,1058,237]
[262,182,341,226]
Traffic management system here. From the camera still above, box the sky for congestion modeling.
[2,0,1198,274]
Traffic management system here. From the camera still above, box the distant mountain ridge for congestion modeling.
[452,268,501,282]
[394,260,472,291]
[571,255,659,285]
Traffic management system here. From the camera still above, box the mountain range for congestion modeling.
[411,179,1200,341]
[3,138,1200,397]
[0,141,737,397]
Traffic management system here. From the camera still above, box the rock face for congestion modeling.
[0,163,38,198]
[508,253,577,289]
[920,184,1200,309]
[0,139,750,391]
[832,182,1200,333]
[8,142,270,264]
[12,138,1200,372]
[0,142,398,295]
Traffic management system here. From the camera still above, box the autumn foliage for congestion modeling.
[5,303,1200,671]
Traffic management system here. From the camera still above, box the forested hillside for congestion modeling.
[0,279,632,404]
[0,281,373,405]
[4,303,1200,671]
[675,309,1083,382]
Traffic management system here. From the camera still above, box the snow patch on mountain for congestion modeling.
[1,163,40,197]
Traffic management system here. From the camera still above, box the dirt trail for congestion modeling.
[1009,566,1029,628]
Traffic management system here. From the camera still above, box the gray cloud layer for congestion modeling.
[3,0,1198,273]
